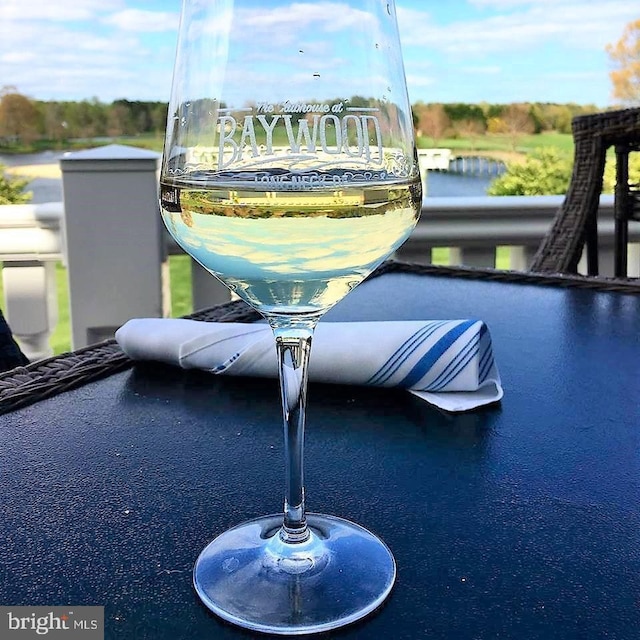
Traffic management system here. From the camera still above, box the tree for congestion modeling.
[40,102,69,145]
[150,103,169,133]
[443,102,485,124]
[606,19,640,106]
[539,104,574,134]
[501,103,535,151]
[487,148,572,196]
[485,104,534,150]
[0,87,40,146]
[415,103,450,147]
[454,118,486,150]
[107,103,134,136]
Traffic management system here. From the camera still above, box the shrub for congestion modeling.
[489,147,640,197]
[487,148,572,196]
[0,165,32,204]
[603,153,640,193]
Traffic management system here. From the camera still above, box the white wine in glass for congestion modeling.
[160,0,422,634]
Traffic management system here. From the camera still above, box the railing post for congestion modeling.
[2,260,57,361]
[628,244,640,278]
[508,246,538,271]
[0,202,64,362]
[451,247,496,268]
[395,244,432,264]
[61,144,168,348]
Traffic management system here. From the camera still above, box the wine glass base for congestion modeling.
[193,513,396,636]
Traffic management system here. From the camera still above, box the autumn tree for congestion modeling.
[455,118,486,150]
[538,104,573,134]
[606,19,640,106]
[501,103,535,150]
[0,87,40,146]
[414,103,450,147]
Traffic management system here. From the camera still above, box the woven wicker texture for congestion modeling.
[531,107,640,275]
[1,261,639,415]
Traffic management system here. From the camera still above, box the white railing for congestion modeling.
[417,149,452,172]
[0,201,65,361]
[1,145,638,361]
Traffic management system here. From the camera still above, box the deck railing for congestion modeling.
[1,145,638,361]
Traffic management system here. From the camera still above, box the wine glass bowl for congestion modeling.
[160,0,421,634]
[161,177,421,317]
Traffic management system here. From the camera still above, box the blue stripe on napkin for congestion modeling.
[366,320,450,386]
[478,324,495,383]
[428,329,480,391]
[398,320,477,389]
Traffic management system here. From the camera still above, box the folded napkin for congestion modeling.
[115,319,502,412]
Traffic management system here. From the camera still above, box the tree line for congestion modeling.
[412,101,599,149]
[0,87,169,148]
[0,85,606,152]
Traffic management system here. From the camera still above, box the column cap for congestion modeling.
[60,144,161,172]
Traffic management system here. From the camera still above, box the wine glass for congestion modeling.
[160,0,421,634]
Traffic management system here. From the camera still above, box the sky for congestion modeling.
[0,0,636,107]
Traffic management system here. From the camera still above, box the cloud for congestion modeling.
[393,1,635,104]
[238,2,375,34]
[1,51,39,64]
[543,70,603,81]
[0,0,635,104]
[103,9,179,33]
[405,75,436,88]
[462,66,502,75]
[468,0,561,6]
[397,2,638,55]
[0,1,178,101]
[2,0,124,21]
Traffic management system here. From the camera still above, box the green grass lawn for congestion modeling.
[518,131,575,153]
[2,251,513,356]
[109,133,165,152]
[166,254,194,319]
[417,131,574,160]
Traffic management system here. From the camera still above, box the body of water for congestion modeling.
[2,152,497,203]
[425,171,495,197]
[12,177,63,204]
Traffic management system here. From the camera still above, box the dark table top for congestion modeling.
[1,267,640,639]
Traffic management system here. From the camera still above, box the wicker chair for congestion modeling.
[530,107,640,277]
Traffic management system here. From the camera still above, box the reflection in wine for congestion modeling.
[161,177,421,316]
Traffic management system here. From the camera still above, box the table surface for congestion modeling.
[1,269,639,640]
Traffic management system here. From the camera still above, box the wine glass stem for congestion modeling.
[272,324,315,544]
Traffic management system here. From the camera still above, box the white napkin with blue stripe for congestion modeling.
[115,319,502,412]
